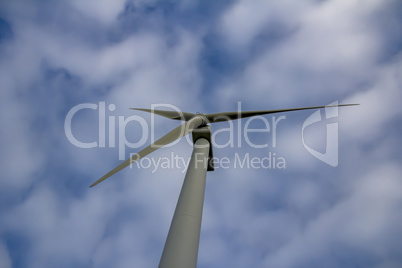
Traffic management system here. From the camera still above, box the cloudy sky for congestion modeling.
[1,0,402,267]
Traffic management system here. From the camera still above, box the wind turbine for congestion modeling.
[90,103,358,267]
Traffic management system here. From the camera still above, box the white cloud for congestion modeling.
[71,0,126,25]
[216,0,383,108]
[219,0,309,50]
[0,58,44,190]
[263,164,402,267]
[343,56,402,142]
[0,242,11,268]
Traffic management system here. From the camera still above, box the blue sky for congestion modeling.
[1,0,402,267]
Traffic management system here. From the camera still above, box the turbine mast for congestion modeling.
[159,126,213,268]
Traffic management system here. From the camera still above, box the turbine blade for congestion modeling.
[130,108,196,121]
[89,116,204,187]
[206,104,359,122]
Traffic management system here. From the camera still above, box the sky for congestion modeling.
[1,0,402,267]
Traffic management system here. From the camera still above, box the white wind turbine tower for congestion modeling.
[90,103,358,268]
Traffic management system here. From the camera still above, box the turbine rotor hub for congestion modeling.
[196,115,209,126]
